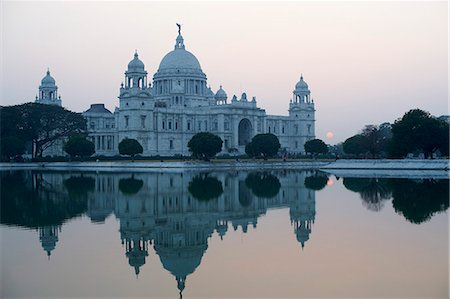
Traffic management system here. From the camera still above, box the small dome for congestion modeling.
[240,92,248,101]
[128,51,145,71]
[295,75,309,90]
[215,85,227,100]
[41,70,56,86]
[206,86,215,97]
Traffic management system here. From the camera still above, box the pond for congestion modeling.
[0,169,448,298]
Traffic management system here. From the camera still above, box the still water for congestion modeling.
[0,170,448,298]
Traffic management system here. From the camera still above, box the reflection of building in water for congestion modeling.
[106,171,316,296]
[19,170,316,296]
[39,225,61,258]
[86,176,115,223]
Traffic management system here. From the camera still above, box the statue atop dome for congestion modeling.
[176,23,182,35]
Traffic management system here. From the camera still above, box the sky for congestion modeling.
[1,1,448,143]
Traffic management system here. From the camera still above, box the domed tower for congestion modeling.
[123,51,148,90]
[289,75,316,153]
[118,51,152,149]
[35,69,62,106]
[153,26,208,108]
[289,174,316,250]
[214,85,227,105]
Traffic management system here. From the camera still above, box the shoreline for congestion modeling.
[0,159,448,173]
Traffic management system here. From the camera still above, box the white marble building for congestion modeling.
[84,28,316,156]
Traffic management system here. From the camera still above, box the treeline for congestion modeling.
[0,103,87,159]
[341,109,449,159]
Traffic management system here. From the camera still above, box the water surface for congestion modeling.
[1,170,448,298]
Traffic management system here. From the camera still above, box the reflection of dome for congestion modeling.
[41,70,56,86]
[156,245,206,279]
[295,75,309,90]
[155,244,207,295]
[128,52,145,71]
[126,245,149,276]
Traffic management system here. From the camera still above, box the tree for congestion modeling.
[246,133,280,159]
[0,103,87,158]
[343,134,367,156]
[245,142,256,157]
[390,109,449,158]
[304,138,328,156]
[187,132,223,161]
[1,136,26,160]
[119,138,143,160]
[64,135,95,158]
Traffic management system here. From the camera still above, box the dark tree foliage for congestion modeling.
[119,177,144,195]
[304,139,328,156]
[246,133,280,159]
[343,178,392,211]
[343,124,392,158]
[245,172,281,198]
[0,103,87,158]
[343,134,367,156]
[390,109,449,158]
[342,176,449,222]
[360,125,383,158]
[245,142,256,157]
[188,174,223,201]
[187,132,223,161]
[1,136,26,160]
[119,138,143,159]
[64,135,95,158]
[390,179,449,224]
[64,176,96,199]
[0,172,89,228]
[304,173,328,191]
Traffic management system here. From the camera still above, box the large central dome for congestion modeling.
[156,34,204,73]
[159,49,202,71]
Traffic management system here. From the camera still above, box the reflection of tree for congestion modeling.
[390,179,449,224]
[188,174,223,201]
[304,173,328,191]
[245,172,281,198]
[1,171,89,228]
[343,178,392,211]
[118,176,144,195]
[64,176,95,199]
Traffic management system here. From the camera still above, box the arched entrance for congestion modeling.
[238,118,252,145]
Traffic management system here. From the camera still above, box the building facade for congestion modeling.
[83,29,316,156]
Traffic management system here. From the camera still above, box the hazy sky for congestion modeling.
[1,1,448,143]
